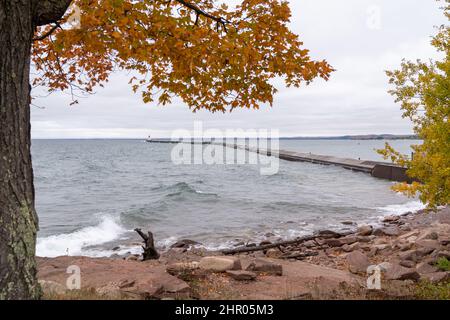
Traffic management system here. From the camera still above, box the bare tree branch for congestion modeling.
[174,0,230,29]
[33,23,61,41]
[33,0,73,26]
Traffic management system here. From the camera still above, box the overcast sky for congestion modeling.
[31,0,446,139]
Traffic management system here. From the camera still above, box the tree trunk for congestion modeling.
[0,0,72,300]
[0,0,40,300]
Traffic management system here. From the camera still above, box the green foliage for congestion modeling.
[415,280,450,300]
[377,1,450,208]
[436,257,450,271]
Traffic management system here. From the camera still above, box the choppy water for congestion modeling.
[32,139,424,257]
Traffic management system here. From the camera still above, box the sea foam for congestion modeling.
[36,215,126,257]
[375,200,425,216]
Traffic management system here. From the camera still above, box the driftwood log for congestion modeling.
[280,251,319,260]
[221,229,355,255]
[134,228,160,260]
[221,235,317,255]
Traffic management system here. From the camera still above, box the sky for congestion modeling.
[31,0,446,139]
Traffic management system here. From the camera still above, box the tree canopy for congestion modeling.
[32,0,333,111]
[378,1,449,208]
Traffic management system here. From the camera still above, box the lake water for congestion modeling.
[32,139,424,257]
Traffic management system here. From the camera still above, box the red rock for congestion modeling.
[416,261,438,274]
[421,272,450,283]
[245,258,283,276]
[373,226,400,237]
[437,251,450,259]
[346,251,370,274]
[325,239,345,247]
[226,270,257,281]
[385,264,420,281]
[199,256,242,272]
[400,260,415,268]
[398,250,418,262]
[357,225,373,236]
[37,256,191,300]
[383,216,400,223]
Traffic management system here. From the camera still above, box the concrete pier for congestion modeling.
[219,142,411,183]
[146,139,412,182]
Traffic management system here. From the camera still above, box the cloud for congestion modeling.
[31,0,446,138]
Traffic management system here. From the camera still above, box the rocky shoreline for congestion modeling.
[38,206,450,300]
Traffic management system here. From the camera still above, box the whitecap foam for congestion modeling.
[36,216,126,257]
[375,200,426,217]
[156,236,178,248]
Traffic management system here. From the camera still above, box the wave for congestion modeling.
[165,182,218,198]
[375,200,425,216]
[36,216,127,257]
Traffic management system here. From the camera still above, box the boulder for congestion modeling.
[367,247,379,258]
[382,216,400,223]
[125,280,165,299]
[437,250,450,259]
[400,260,416,268]
[303,240,317,248]
[245,258,283,276]
[421,272,450,283]
[357,225,373,236]
[398,230,420,241]
[340,236,358,245]
[373,238,389,245]
[398,242,413,252]
[325,239,345,247]
[342,242,360,253]
[317,230,342,239]
[405,236,418,244]
[39,280,67,295]
[226,270,257,281]
[374,244,392,252]
[415,241,439,257]
[416,261,438,275]
[416,247,435,257]
[398,250,419,262]
[162,278,191,297]
[359,244,372,252]
[378,262,393,271]
[385,264,420,281]
[166,262,200,276]
[356,236,372,243]
[199,256,241,272]
[400,226,412,232]
[373,226,400,237]
[171,239,200,249]
[315,238,327,246]
[418,231,439,241]
[265,248,282,258]
[96,283,125,299]
[125,255,139,261]
[346,251,370,274]
[416,239,440,250]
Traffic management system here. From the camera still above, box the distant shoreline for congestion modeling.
[31,134,420,141]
